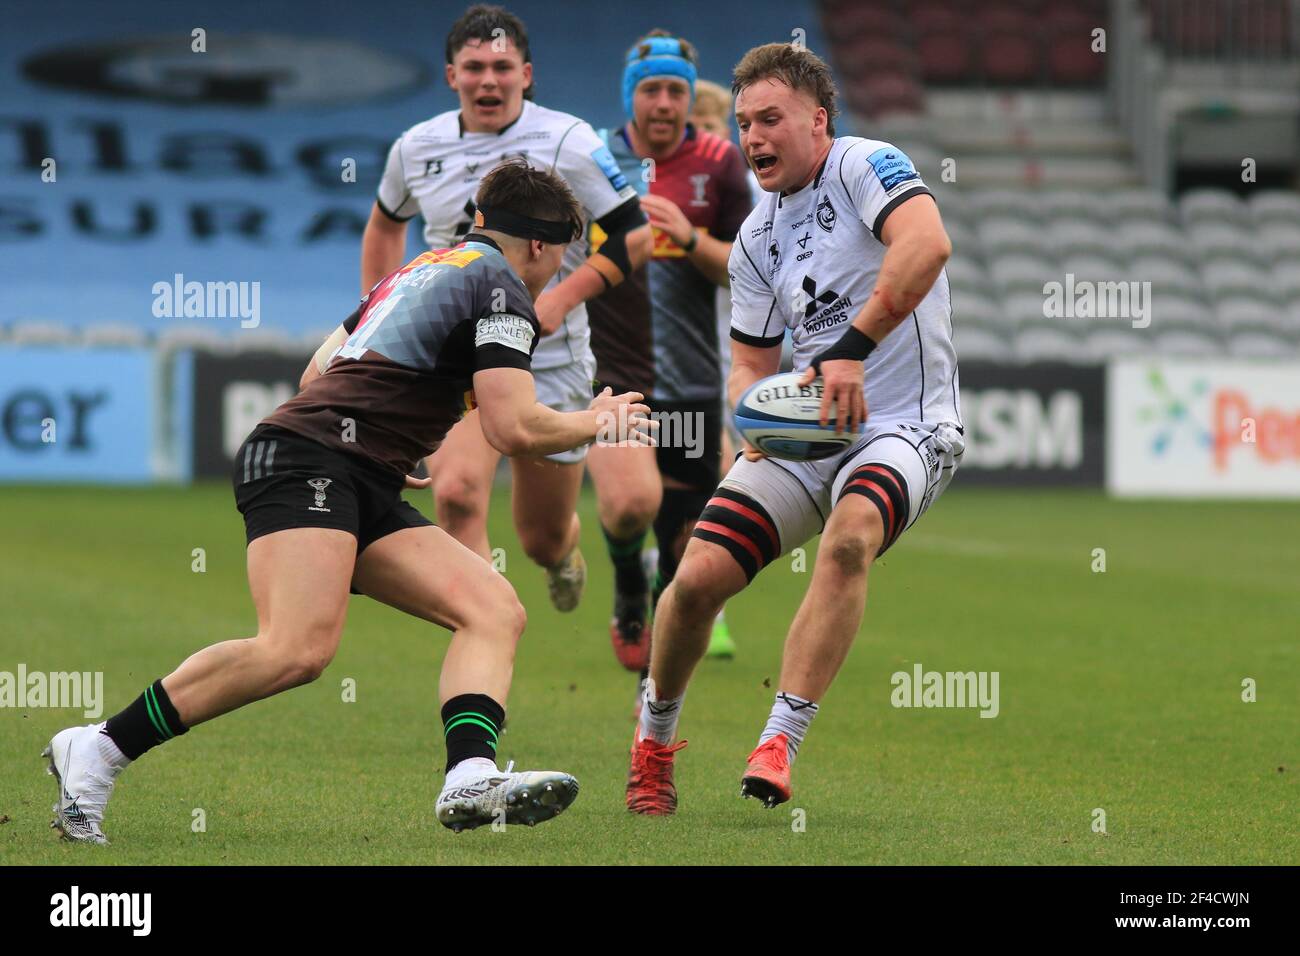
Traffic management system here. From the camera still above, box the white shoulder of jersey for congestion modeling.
[393,109,462,148]
[827,135,931,241]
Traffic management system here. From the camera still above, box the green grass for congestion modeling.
[1,483,1296,865]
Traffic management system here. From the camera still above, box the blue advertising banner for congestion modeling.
[0,347,155,481]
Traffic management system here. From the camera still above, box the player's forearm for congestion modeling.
[850,231,951,344]
[509,405,601,457]
[547,260,610,313]
[687,234,732,287]
[360,221,407,296]
[728,353,776,409]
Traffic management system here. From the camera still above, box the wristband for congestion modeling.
[810,325,876,375]
[681,230,698,253]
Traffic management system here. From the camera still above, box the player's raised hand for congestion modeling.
[589,387,658,446]
[639,194,694,249]
[741,440,767,462]
[798,358,866,433]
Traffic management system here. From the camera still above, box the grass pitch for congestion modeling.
[1,483,1296,865]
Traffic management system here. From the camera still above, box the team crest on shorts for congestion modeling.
[307,477,332,512]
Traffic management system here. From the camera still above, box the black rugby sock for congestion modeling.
[442,694,505,771]
[102,679,189,760]
[602,525,648,600]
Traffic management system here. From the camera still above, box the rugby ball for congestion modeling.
[734,372,862,462]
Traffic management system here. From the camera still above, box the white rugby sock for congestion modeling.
[638,679,683,745]
[759,692,819,762]
[94,722,131,772]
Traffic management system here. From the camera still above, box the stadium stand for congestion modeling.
[822,0,1300,361]
[2,0,822,344]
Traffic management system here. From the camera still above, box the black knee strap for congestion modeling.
[689,486,780,583]
[837,462,910,555]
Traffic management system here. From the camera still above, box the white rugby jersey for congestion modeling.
[377,100,638,371]
[729,137,961,426]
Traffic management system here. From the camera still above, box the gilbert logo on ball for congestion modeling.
[735,371,863,462]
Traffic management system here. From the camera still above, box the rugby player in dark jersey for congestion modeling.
[588,31,753,677]
[42,161,652,843]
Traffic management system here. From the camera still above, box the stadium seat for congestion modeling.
[1049,219,1113,259]
[1157,327,1224,356]
[1270,263,1300,303]
[945,254,994,295]
[942,216,978,252]
[1013,321,1085,363]
[7,320,81,346]
[1215,295,1286,332]
[81,324,151,348]
[1228,329,1295,357]
[1047,31,1105,86]
[917,31,975,84]
[951,290,1006,328]
[928,184,967,219]
[951,321,1012,361]
[1258,224,1300,264]
[1042,189,1107,223]
[1179,188,1248,228]
[1105,188,1175,223]
[851,72,926,117]
[981,32,1041,85]
[838,36,918,80]
[1149,291,1216,327]
[233,330,305,353]
[155,325,229,352]
[912,1,967,35]
[1147,0,1229,58]
[1248,190,1300,228]
[1006,290,1055,325]
[1060,253,1125,282]
[831,2,902,41]
[1083,325,1153,361]
[1119,221,1193,262]
[969,190,1043,222]
[1233,0,1291,58]
[1129,254,1204,295]
[990,253,1059,295]
[979,217,1046,257]
[1189,221,1265,266]
[1201,260,1278,302]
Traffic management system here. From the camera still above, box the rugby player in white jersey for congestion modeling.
[361,5,653,611]
[627,43,965,815]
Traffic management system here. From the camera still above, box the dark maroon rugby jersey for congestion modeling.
[264,235,539,477]
[587,125,753,399]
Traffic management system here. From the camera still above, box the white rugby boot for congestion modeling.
[42,723,123,845]
[544,546,587,612]
[436,759,579,832]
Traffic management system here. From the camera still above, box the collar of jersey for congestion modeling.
[778,154,830,206]
[457,101,529,138]
[461,232,503,253]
